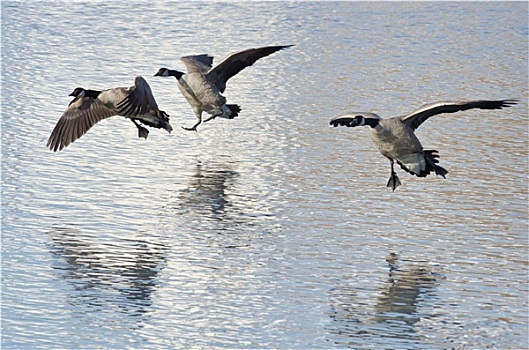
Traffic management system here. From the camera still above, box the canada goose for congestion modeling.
[330,99,517,190]
[154,45,294,131]
[47,76,172,152]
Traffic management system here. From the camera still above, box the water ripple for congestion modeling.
[2,2,527,349]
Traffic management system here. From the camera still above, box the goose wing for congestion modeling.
[117,76,159,116]
[402,99,518,130]
[206,45,294,93]
[180,54,214,73]
[47,95,116,152]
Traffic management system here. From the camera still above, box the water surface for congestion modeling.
[2,2,528,349]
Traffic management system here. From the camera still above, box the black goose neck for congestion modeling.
[85,89,102,98]
[169,70,184,80]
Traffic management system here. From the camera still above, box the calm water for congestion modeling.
[2,2,528,349]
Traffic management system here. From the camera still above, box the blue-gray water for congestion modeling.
[2,2,528,349]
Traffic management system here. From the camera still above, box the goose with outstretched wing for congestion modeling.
[330,99,517,191]
[48,76,172,152]
[154,45,294,131]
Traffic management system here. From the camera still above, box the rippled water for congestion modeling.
[2,2,528,349]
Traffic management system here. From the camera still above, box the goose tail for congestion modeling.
[137,110,173,133]
[227,104,241,119]
[422,150,448,178]
[396,150,448,178]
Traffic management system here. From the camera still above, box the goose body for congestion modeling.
[178,69,231,119]
[154,45,294,131]
[330,99,517,190]
[370,117,428,175]
[48,76,172,152]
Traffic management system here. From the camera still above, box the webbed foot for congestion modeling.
[387,171,401,191]
[182,119,203,131]
[138,126,149,139]
[182,125,198,132]
[131,119,149,139]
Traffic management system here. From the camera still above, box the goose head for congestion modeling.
[69,87,85,97]
[154,67,184,79]
[154,68,170,77]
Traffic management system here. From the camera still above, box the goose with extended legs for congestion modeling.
[154,45,294,131]
[330,99,517,191]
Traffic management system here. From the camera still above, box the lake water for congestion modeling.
[1,2,528,349]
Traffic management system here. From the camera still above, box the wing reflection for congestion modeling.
[328,253,440,347]
[46,226,169,318]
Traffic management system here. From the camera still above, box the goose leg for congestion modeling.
[203,113,222,123]
[182,110,202,131]
[131,119,149,139]
[387,160,401,191]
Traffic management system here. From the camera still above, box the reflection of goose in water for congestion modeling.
[373,253,439,325]
[177,161,239,218]
[328,253,440,347]
[163,159,281,239]
[46,226,169,316]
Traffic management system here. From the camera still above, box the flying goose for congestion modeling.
[47,76,173,152]
[330,99,517,190]
[154,45,294,131]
